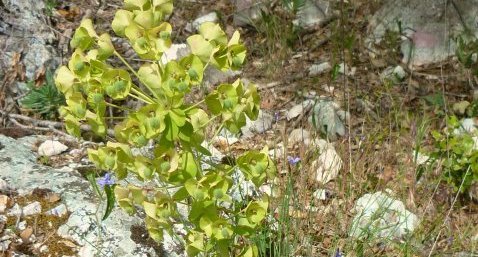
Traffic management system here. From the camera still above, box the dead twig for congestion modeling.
[0,110,115,138]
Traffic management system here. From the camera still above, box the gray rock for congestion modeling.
[287,100,314,121]
[0,0,59,80]
[367,0,478,66]
[308,62,332,76]
[0,135,161,257]
[295,0,332,28]
[192,12,219,31]
[233,0,265,27]
[0,178,7,192]
[203,66,241,89]
[350,191,418,240]
[380,66,407,83]
[241,110,273,138]
[288,128,311,146]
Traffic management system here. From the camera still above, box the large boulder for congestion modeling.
[0,0,59,81]
[0,135,162,257]
[367,0,478,66]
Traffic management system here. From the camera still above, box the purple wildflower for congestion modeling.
[287,156,300,165]
[334,249,343,257]
[274,112,280,122]
[98,173,115,188]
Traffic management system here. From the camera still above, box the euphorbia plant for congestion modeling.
[54,0,275,256]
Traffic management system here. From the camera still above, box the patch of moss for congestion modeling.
[130,224,165,256]
[3,188,78,256]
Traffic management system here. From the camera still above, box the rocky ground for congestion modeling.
[2,0,478,256]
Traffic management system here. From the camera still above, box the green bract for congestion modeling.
[55,1,272,256]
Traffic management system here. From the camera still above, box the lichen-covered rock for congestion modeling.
[0,135,162,257]
[0,0,59,80]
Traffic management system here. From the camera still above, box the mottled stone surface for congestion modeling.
[368,0,478,66]
[0,0,59,80]
[0,135,160,257]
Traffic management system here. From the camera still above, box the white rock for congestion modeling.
[17,220,27,230]
[259,183,279,198]
[160,43,190,65]
[312,189,327,201]
[241,110,273,138]
[311,138,328,151]
[22,201,41,216]
[192,12,218,31]
[38,140,68,157]
[287,100,314,121]
[461,118,477,133]
[0,240,11,252]
[393,66,407,80]
[350,191,419,240]
[313,145,342,184]
[288,128,311,146]
[39,244,49,253]
[46,203,68,217]
[338,63,356,76]
[214,129,240,146]
[68,148,83,156]
[308,62,332,76]
[7,203,22,216]
[413,151,430,165]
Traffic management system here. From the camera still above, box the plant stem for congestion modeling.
[131,87,155,104]
[105,102,132,111]
[185,100,205,112]
[114,50,161,101]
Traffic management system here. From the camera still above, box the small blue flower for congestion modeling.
[334,249,344,257]
[287,156,300,165]
[274,112,280,122]
[98,173,115,188]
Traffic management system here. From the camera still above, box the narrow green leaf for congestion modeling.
[102,184,116,220]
